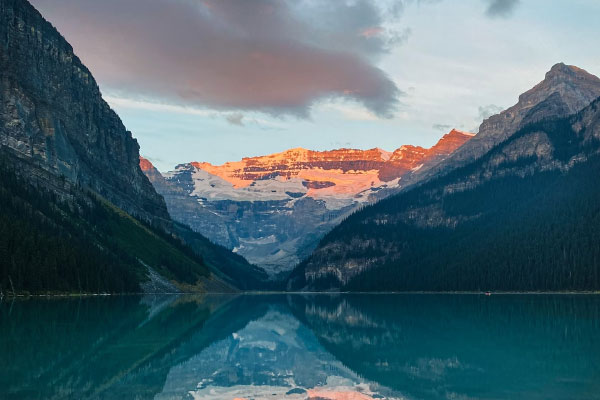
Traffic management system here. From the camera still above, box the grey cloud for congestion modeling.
[472,104,504,132]
[432,123,452,131]
[478,104,504,121]
[387,28,412,47]
[30,0,406,118]
[226,113,245,126]
[330,141,353,148]
[484,0,521,18]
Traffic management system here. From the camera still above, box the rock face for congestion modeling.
[0,0,265,294]
[0,0,169,224]
[416,63,600,184]
[142,130,473,275]
[290,65,600,291]
[190,129,473,190]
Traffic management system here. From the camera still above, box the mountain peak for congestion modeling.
[426,129,474,157]
[182,129,472,191]
[516,63,600,117]
[408,63,600,186]
[139,156,156,172]
[447,129,476,138]
[544,62,600,84]
[548,62,575,75]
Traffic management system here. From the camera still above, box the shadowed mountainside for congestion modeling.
[0,0,264,294]
[289,65,600,292]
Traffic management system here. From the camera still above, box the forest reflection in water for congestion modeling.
[1,293,599,400]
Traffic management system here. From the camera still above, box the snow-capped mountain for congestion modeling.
[155,304,401,400]
[141,129,473,275]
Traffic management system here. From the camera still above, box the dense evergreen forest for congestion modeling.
[345,156,600,291]
[0,155,211,295]
[173,222,271,290]
[291,112,600,292]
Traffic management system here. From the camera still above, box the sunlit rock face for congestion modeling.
[189,129,473,196]
[142,130,472,274]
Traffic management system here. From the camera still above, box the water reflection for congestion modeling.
[288,294,600,400]
[1,294,599,399]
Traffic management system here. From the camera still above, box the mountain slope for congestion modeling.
[407,63,600,187]
[143,130,473,275]
[140,157,270,289]
[289,83,600,291]
[0,0,169,226]
[0,152,236,294]
[0,0,259,293]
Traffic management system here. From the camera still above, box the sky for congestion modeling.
[30,0,600,171]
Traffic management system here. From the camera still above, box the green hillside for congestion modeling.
[0,154,214,295]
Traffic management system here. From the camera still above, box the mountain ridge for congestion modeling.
[407,63,600,188]
[186,129,474,193]
[142,129,473,274]
[287,65,600,291]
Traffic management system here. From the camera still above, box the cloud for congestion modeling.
[471,104,504,132]
[226,113,245,126]
[105,95,286,130]
[484,0,520,18]
[478,104,504,121]
[104,96,213,117]
[432,123,452,131]
[323,103,379,121]
[30,0,405,118]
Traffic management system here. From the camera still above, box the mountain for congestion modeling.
[0,0,260,294]
[0,0,170,227]
[142,130,473,275]
[288,65,600,292]
[155,297,395,400]
[409,63,600,186]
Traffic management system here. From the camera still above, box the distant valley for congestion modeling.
[141,130,473,275]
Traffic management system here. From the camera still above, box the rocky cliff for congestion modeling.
[142,130,472,275]
[190,129,473,193]
[0,0,169,225]
[0,0,267,294]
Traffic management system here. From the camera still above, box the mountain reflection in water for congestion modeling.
[1,294,599,400]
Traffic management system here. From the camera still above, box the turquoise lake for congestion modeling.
[1,294,599,399]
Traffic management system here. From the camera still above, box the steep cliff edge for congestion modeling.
[0,0,169,225]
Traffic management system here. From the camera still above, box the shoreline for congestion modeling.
[2,290,599,299]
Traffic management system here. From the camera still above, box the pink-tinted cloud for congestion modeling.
[30,0,402,117]
[360,27,385,38]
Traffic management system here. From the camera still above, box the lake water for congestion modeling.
[1,294,599,400]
